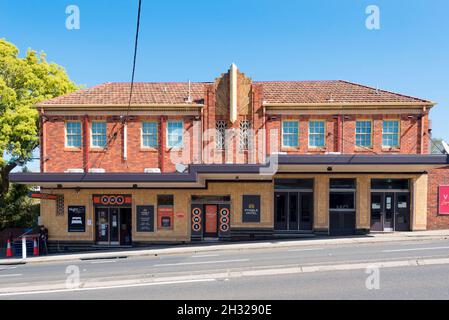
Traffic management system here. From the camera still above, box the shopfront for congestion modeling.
[329,179,357,236]
[190,196,231,241]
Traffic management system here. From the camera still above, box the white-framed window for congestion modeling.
[382,120,400,147]
[309,120,326,147]
[141,122,158,148]
[91,121,107,148]
[355,120,372,147]
[282,121,299,148]
[65,121,82,148]
[239,120,251,151]
[167,120,183,148]
[216,120,227,150]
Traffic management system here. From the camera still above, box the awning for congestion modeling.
[10,154,448,188]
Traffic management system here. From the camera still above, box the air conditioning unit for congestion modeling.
[88,168,106,173]
[65,168,84,173]
[144,168,161,173]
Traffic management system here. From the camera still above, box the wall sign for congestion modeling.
[242,195,261,223]
[93,194,132,207]
[158,206,174,229]
[68,206,86,232]
[439,186,449,215]
[136,205,154,232]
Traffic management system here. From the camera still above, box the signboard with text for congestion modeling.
[136,205,154,232]
[68,206,86,232]
[439,186,449,215]
[242,195,261,223]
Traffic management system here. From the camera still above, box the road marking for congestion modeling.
[288,248,324,252]
[191,254,220,258]
[382,246,449,253]
[0,279,216,297]
[90,260,117,264]
[0,274,22,278]
[154,259,249,267]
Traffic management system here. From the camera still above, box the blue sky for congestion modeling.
[1,0,448,171]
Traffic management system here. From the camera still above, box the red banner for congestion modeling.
[439,186,449,215]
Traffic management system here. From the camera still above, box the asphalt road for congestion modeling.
[1,238,449,299]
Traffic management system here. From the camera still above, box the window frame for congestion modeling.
[239,120,252,151]
[90,121,107,149]
[281,120,300,148]
[215,120,227,151]
[355,119,373,148]
[382,119,401,148]
[141,121,158,149]
[166,120,184,149]
[65,121,82,148]
[308,120,326,148]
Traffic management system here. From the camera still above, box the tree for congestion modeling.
[0,38,78,195]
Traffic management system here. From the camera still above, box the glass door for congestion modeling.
[370,193,383,231]
[96,207,109,244]
[299,192,313,230]
[274,192,288,230]
[110,208,120,245]
[384,193,394,231]
[288,193,299,230]
[395,193,410,231]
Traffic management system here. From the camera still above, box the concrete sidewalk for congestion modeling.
[1,230,449,265]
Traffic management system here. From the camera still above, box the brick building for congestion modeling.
[10,64,449,250]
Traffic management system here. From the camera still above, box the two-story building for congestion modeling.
[10,64,449,251]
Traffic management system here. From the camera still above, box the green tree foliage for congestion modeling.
[0,39,78,228]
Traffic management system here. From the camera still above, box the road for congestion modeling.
[1,238,449,299]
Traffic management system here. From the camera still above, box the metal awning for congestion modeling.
[10,154,448,188]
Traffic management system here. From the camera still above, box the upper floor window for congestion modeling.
[65,122,81,148]
[91,122,107,148]
[309,120,325,147]
[239,120,251,151]
[355,121,372,147]
[282,121,299,148]
[141,122,158,148]
[216,120,227,150]
[382,120,400,147]
[167,120,183,148]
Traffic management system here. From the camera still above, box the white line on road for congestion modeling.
[191,254,220,258]
[382,246,449,253]
[154,259,249,267]
[0,274,22,278]
[288,248,324,252]
[0,279,216,297]
[90,260,117,264]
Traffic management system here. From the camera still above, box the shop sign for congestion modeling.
[242,195,261,223]
[439,186,449,215]
[136,205,154,232]
[68,206,86,232]
[158,206,174,229]
[93,194,132,206]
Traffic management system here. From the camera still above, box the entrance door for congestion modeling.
[204,205,218,238]
[274,192,313,231]
[95,207,122,245]
[370,192,410,232]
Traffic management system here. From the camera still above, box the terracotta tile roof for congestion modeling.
[38,80,433,106]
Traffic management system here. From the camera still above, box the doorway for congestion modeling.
[371,192,410,232]
[274,192,313,231]
[204,204,219,238]
[95,207,132,245]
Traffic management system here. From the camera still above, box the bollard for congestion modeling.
[22,237,27,260]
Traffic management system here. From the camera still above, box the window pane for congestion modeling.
[239,120,251,150]
[382,120,399,147]
[66,122,81,147]
[91,122,106,147]
[167,121,183,148]
[309,121,325,147]
[282,121,299,147]
[142,122,158,147]
[355,121,372,147]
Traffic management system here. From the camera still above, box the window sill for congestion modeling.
[308,147,327,152]
[90,148,106,153]
[354,147,374,153]
[381,147,401,152]
[140,147,158,152]
[281,147,300,152]
[64,147,82,152]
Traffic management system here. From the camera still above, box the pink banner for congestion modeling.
[439,186,449,215]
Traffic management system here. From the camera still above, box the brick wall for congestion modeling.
[427,167,449,229]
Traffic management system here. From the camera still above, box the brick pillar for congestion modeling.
[39,110,46,172]
[82,115,90,172]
